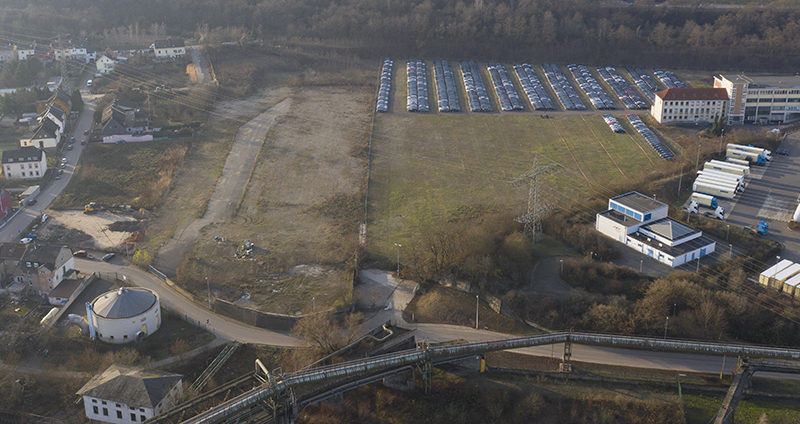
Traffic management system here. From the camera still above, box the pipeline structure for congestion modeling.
[171,331,800,423]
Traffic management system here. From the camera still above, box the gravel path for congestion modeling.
[155,97,292,276]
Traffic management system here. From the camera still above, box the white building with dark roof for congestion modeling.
[77,364,183,424]
[650,88,729,125]
[21,117,61,149]
[1,146,46,179]
[87,287,161,344]
[596,192,715,267]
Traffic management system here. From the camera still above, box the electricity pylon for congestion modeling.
[512,155,562,242]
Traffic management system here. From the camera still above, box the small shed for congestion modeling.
[759,259,794,286]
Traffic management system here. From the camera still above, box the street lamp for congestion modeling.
[393,242,402,278]
[664,316,670,339]
[205,276,212,309]
[559,259,564,274]
[677,373,686,401]
[475,295,479,330]
[639,259,643,273]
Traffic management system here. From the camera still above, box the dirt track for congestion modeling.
[155,96,293,276]
[39,210,136,250]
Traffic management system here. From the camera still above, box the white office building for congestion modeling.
[596,192,716,267]
[714,74,800,125]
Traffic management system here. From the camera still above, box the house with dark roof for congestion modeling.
[0,242,27,288]
[101,99,153,144]
[21,116,62,149]
[650,87,729,125]
[596,192,715,267]
[150,39,186,59]
[44,104,66,131]
[77,364,183,423]
[19,244,73,296]
[2,146,46,180]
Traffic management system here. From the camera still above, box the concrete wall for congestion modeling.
[212,299,298,332]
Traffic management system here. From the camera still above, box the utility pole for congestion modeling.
[664,316,669,339]
[696,142,702,170]
[393,242,402,278]
[205,276,212,309]
[475,295,479,330]
[677,166,683,195]
[512,155,562,242]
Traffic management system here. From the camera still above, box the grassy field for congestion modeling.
[683,394,800,424]
[368,61,668,261]
[50,140,188,210]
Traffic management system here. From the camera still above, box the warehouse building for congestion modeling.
[714,74,800,125]
[596,192,716,267]
[650,88,729,124]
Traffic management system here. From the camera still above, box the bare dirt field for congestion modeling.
[37,210,137,250]
[179,85,373,314]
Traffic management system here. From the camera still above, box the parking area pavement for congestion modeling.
[725,132,800,263]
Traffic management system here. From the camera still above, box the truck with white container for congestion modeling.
[727,148,767,165]
[705,161,748,177]
[693,181,737,199]
[697,169,743,186]
[695,175,742,192]
[727,143,772,161]
[725,157,751,167]
[690,193,719,208]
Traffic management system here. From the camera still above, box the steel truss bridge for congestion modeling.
[152,331,800,424]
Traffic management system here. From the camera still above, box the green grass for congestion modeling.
[50,140,188,210]
[368,61,666,260]
[530,234,579,258]
[683,394,800,424]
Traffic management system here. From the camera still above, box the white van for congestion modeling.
[86,79,93,87]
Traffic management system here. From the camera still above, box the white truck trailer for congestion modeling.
[705,162,748,177]
[690,193,718,208]
[727,148,768,165]
[693,181,736,199]
[697,169,743,185]
[726,157,751,167]
[696,173,743,189]
[727,143,772,160]
[695,176,742,193]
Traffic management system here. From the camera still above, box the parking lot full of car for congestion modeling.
[626,114,674,159]
[567,64,616,110]
[596,66,648,109]
[513,64,555,110]
[542,64,586,111]
[433,60,460,112]
[376,58,393,113]
[460,61,493,112]
[407,59,430,112]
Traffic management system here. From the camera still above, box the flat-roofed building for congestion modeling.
[714,74,800,125]
[650,88,729,124]
[596,191,715,268]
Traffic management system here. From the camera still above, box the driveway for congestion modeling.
[726,132,800,263]
[155,97,292,276]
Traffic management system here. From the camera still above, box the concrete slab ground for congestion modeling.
[725,132,800,264]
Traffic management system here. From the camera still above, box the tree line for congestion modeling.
[2,0,800,70]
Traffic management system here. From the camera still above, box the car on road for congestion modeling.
[67,145,73,150]
[54,175,61,179]
[73,250,88,257]
[60,163,66,169]
[26,233,37,239]
[70,136,75,143]
[81,140,86,145]
[776,148,790,156]
[102,253,115,262]
[26,199,36,206]
[19,237,32,244]
[84,129,89,135]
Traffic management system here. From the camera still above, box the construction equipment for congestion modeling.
[84,202,102,214]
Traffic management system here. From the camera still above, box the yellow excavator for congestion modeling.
[84,202,103,214]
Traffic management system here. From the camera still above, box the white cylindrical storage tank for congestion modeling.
[90,287,161,344]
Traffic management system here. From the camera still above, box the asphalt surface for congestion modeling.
[726,132,800,263]
[154,97,292,276]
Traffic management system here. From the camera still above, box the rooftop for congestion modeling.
[92,287,158,319]
[655,88,729,101]
[628,231,715,258]
[21,244,69,270]
[641,218,700,242]
[597,209,643,228]
[153,39,185,49]
[48,276,81,299]
[1,146,43,164]
[610,191,667,213]
[77,364,182,409]
[734,74,800,89]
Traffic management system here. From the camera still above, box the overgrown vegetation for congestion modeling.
[51,141,188,210]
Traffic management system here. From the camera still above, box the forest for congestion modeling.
[1,0,800,70]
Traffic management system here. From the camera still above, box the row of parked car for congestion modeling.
[377,58,393,113]
[513,64,556,111]
[542,64,587,110]
[626,114,674,159]
[568,64,616,110]
[597,66,648,110]
[602,114,625,133]
[460,61,493,112]
[407,59,430,112]
[626,67,660,102]
[653,68,687,89]
[487,63,524,111]
[433,60,460,112]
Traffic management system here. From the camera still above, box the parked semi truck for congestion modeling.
[687,201,725,219]
[727,148,767,165]
[705,162,748,177]
[695,178,742,195]
[696,174,743,190]
[710,158,750,173]
[697,169,744,185]
[690,192,718,208]
[727,143,772,161]
[726,157,751,167]
[693,181,736,199]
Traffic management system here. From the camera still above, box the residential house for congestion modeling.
[20,244,74,296]
[44,88,72,115]
[44,105,67,132]
[14,43,36,61]
[0,242,27,288]
[52,44,88,62]
[77,364,183,424]
[150,39,185,59]
[101,99,152,143]
[2,146,47,180]
[97,54,116,74]
[0,49,13,63]
[21,117,61,149]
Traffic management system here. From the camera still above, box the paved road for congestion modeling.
[154,97,292,276]
[0,83,95,241]
[75,258,302,347]
[726,132,800,263]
